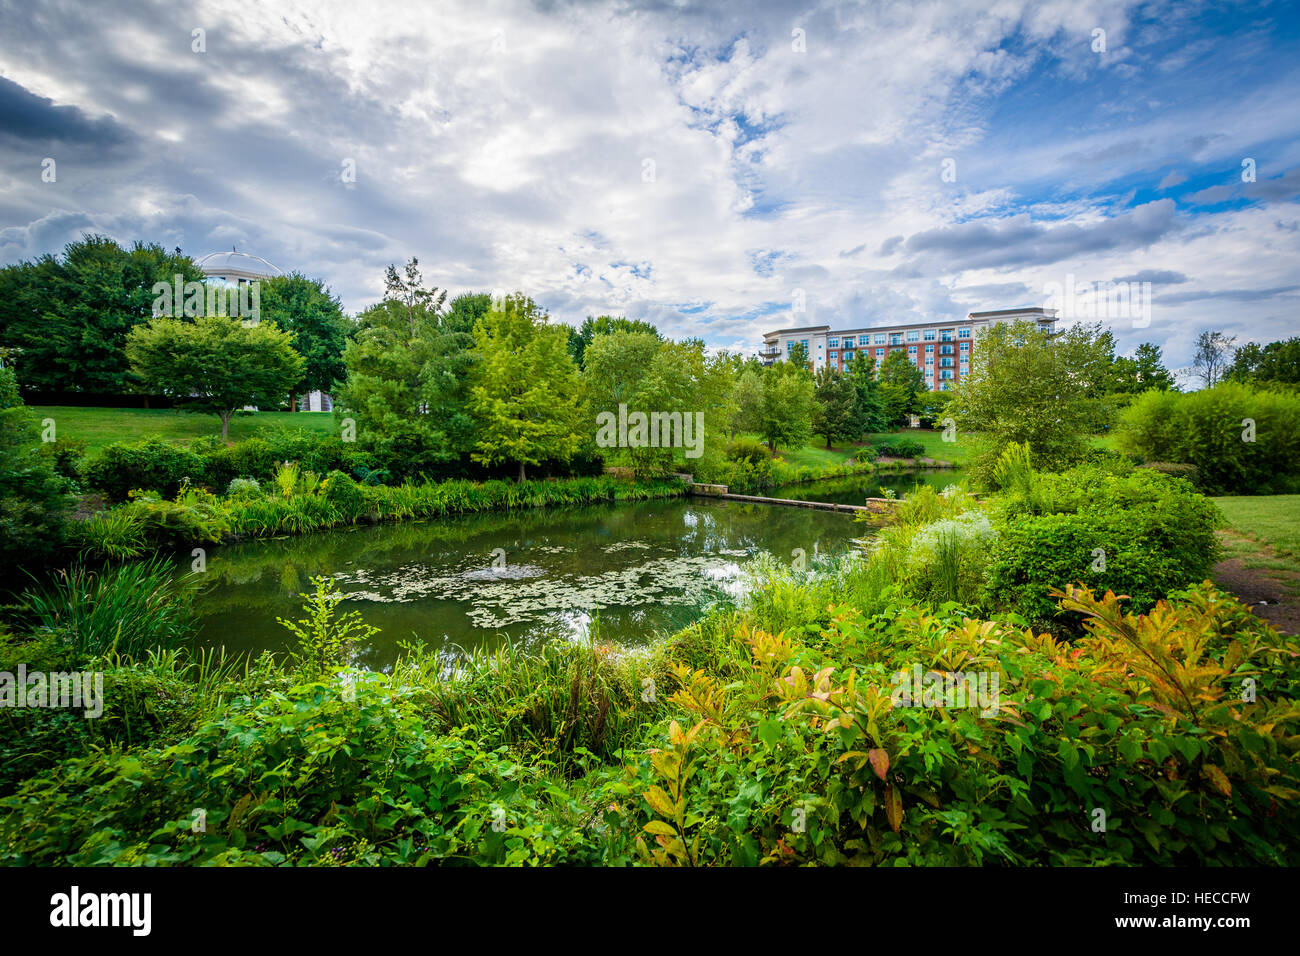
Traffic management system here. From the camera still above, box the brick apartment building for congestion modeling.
[759,307,1058,390]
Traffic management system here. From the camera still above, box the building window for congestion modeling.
[958,327,970,338]
[889,333,902,346]
[801,339,809,349]
[872,334,885,344]
[907,345,917,354]
[940,370,953,380]
[828,338,838,347]
[923,330,936,341]
[940,358,953,368]
[925,344,934,353]
[960,342,969,352]
[940,344,953,355]
[829,351,837,359]
[906,330,919,342]
[843,349,854,362]
[940,329,953,342]
[875,348,885,358]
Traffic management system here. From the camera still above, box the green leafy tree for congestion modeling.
[126,316,304,441]
[876,350,926,427]
[0,364,73,572]
[812,365,857,449]
[757,360,814,455]
[259,273,350,408]
[1225,337,1300,389]
[334,262,475,473]
[948,320,1115,485]
[445,293,493,335]
[568,315,662,367]
[786,341,810,372]
[0,235,204,394]
[730,360,765,442]
[470,294,584,480]
[1109,342,1176,394]
[844,353,886,436]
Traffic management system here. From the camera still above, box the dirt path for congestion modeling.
[1213,530,1300,635]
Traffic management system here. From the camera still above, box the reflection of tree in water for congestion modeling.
[189,498,863,668]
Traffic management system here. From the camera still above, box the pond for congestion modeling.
[770,466,967,506]
[187,497,865,669]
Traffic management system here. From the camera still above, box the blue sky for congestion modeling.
[0,0,1297,381]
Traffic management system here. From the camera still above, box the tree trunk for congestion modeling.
[290,393,298,412]
[518,461,526,482]
[220,411,232,443]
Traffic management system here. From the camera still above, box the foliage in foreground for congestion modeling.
[1,567,1296,866]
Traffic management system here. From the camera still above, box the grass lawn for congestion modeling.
[29,406,336,455]
[864,429,971,464]
[1212,495,1300,562]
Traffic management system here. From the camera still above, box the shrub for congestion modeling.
[1118,382,1300,493]
[874,437,926,459]
[123,488,232,547]
[726,438,770,465]
[277,576,378,677]
[0,368,73,571]
[226,477,262,498]
[84,437,204,502]
[984,466,1221,629]
[321,470,368,522]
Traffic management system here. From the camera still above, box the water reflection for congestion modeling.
[188,497,862,669]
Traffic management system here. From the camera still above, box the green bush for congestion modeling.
[874,437,926,459]
[84,437,204,502]
[0,368,73,572]
[726,438,770,466]
[320,470,368,522]
[984,465,1221,629]
[1118,382,1300,493]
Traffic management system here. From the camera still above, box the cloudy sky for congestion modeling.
[1,0,1297,377]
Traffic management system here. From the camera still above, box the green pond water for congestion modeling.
[771,466,966,506]
[189,496,865,670]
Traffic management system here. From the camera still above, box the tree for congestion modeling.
[785,341,811,372]
[0,235,205,394]
[259,273,350,408]
[126,316,304,441]
[876,350,926,427]
[756,360,814,455]
[1109,342,1176,394]
[445,292,493,335]
[812,365,857,449]
[1225,336,1300,389]
[568,315,662,367]
[844,352,887,436]
[948,320,1115,485]
[1192,330,1237,389]
[730,361,765,442]
[0,364,72,572]
[334,263,476,474]
[470,294,584,480]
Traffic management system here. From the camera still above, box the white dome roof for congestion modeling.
[195,247,282,280]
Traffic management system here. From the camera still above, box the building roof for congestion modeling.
[968,307,1055,318]
[762,325,830,338]
[195,247,282,280]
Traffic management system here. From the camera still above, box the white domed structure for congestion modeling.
[195,247,283,284]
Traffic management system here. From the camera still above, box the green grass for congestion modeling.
[864,429,970,464]
[1212,495,1300,561]
[29,406,336,455]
